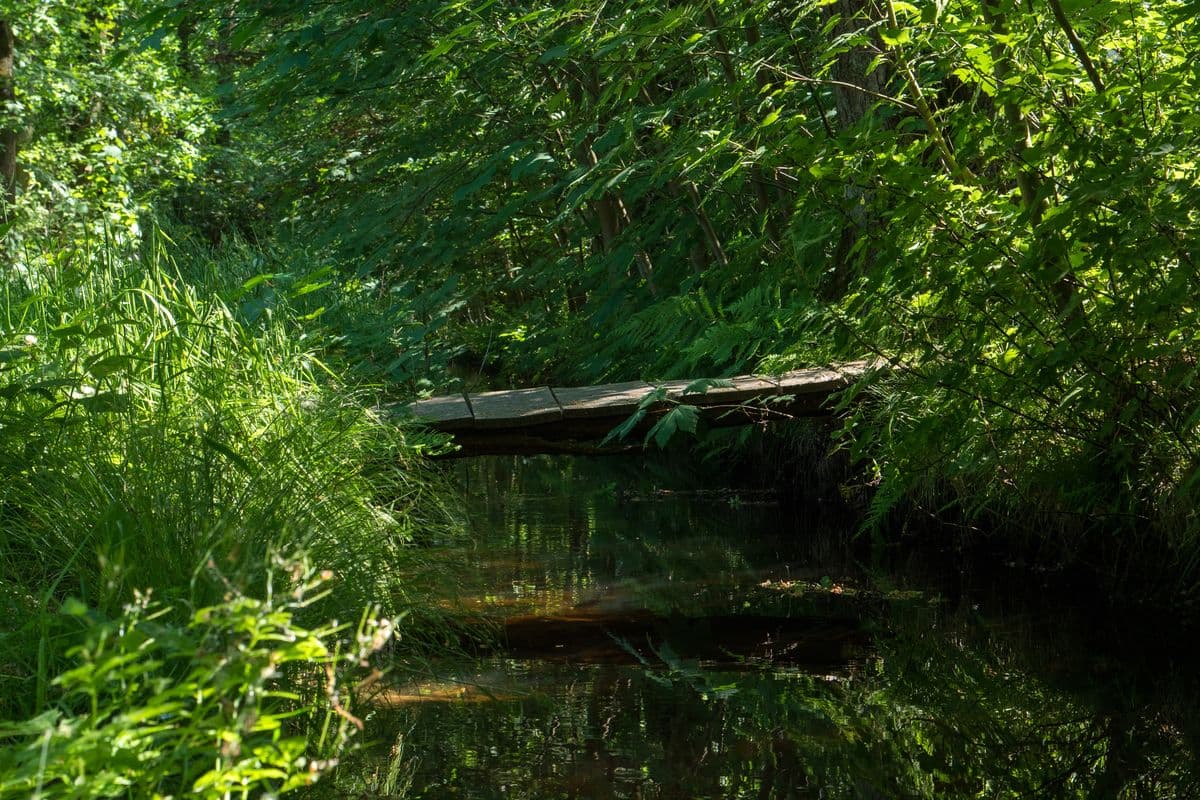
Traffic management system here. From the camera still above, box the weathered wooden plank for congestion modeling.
[407,393,475,430]
[469,386,563,429]
[656,374,781,406]
[777,361,868,395]
[406,359,881,452]
[551,381,652,419]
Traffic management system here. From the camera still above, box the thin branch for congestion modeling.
[1046,0,1105,95]
[765,65,916,112]
[885,0,975,181]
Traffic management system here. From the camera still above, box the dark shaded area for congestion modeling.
[493,610,868,667]
[338,456,1200,800]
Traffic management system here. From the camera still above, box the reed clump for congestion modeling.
[0,230,456,796]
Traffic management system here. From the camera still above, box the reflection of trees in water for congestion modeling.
[378,456,1200,799]
[787,604,1200,799]
[452,455,849,619]
[372,610,1198,799]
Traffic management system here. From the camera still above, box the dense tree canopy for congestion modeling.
[0,0,1195,557]
[116,0,1199,559]
[1,0,1199,795]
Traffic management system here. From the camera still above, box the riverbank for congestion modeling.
[0,233,461,796]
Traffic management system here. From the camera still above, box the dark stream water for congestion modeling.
[345,456,1200,799]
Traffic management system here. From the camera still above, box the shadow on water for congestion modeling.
[338,455,1200,799]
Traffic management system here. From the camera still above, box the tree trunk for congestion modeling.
[684,181,728,268]
[824,0,889,130]
[820,0,889,299]
[0,20,17,218]
[703,5,782,246]
[562,65,657,294]
[215,11,235,147]
[177,15,195,76]
[982,1,1083,321]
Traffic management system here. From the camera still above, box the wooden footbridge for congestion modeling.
[400,360,874,457]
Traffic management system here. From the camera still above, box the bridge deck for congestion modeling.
[400,360,872,456]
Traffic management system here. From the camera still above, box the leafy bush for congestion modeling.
[0,562,392,799]
[807,1,1200,584]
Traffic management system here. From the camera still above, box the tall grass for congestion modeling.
[0,228,457,794]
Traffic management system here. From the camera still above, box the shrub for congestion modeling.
[0,562,391,799]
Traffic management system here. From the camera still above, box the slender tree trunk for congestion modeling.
[703,5,782,246]
[0,20,17,219]
[641,83,732,277]
[824,0,888,130]
[177,15,195,76]
[746,22,793,215]
[215,11,235,148]
[982,1,1082,320]
[576,136,622,277]
[1047,0,1105,95]
[820,0,889,299]
[562,65,657,294]
[684,181,728,268]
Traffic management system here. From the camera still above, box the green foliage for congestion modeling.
[5,1,208,249]
[0,563,391,799]
[0,226,469,793]
[812,1,1200,566]
[0,2,474,797]
[131,0,1200,582]
[139,0,829,383]
[0,229,460,718]
[0,0,1189,791]
[0,3,479,794]
[2,237,433,602]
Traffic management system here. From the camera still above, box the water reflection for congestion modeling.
[340,456,1200,799]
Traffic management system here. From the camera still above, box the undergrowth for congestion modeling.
[0,227,460,794]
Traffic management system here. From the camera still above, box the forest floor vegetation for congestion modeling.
[0,228,460,797]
